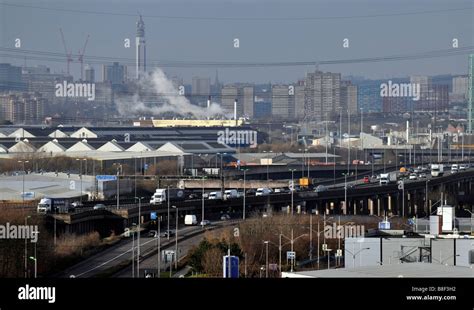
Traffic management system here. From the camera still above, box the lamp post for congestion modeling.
[131,223,136,278]
[113,163,122,210]
[298,148,304,178]
[167,185,170,241]
[345,247,370,268]
[289,169,296,215]
[280,230,309,272]
[242,168,249,220]
[201,176,206,228]
[157,218,161,278]
[24,215,31,278]
[134,197,144,277]
[18,160,29,206]
[308,216,324,269]
[264,241,269,278]
[425,179,430,215]
[263,151,273,181]
[342,173,348,214]
[75,159,86,203]
[172,206,178,270]
[29,231,39,278]
[325,248,333,270]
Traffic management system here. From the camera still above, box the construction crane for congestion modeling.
[59,28,73,76]
[78,34,90,80]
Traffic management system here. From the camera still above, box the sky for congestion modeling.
[0,0,473,83]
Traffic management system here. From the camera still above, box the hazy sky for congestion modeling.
[1,0,473,83]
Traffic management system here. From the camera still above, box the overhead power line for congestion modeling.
[1,46,473,68]
[0,2,472,21]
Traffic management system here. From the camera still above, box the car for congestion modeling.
[314,185,328,193]
[93,203,106,210]
[256,188,272,196]
[418,173,427,179]
[459,164,467,171]
[363,176,370,183]
[200,220,211,226]
[220,214,231,221]
[71,201,83,208]
[408,173,417,180]
[148,230,158,238]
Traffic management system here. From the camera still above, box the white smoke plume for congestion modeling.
[116,68,223,118]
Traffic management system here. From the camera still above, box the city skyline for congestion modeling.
[0,0,472,83]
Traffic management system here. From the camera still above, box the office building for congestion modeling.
[272,85,294,119]
[84,65,95,83]
[192,77,211,96]
[304,71,341,122]
[340,81,358,115]
[0,63,25,91]
[221,85,254,119]
[0,92,45,124]
[102,62,127,86]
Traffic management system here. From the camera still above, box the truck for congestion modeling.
[379,172,397,185]
[224,189,241,199]
[37,197,71,213]
[451,164,459,173]
[208,191,223,200]
[184,214,197,225]
[299,177,311,187]
[431,164,444,177]
[149,188,185,205]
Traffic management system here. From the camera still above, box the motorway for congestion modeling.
[60,220,237,278]
[114,230,206,278]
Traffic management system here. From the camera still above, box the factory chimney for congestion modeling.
[234,99,238,120]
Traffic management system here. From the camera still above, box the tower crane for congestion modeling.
[59,28,73,76]
[78,34,90,80]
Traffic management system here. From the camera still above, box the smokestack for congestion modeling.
[234,99,238,121]
[406,120,409,143]
[207,96,211,109]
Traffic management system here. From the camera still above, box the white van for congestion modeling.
[256,188,272,196]
[224,189,240,199]
[184,215,197,225]
[208,191,222,200]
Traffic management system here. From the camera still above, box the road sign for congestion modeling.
[223,255,239,278]
[336,249,343,257]
[286,251,296,260]
[322,243,328,251]
[289,180,294,190]
[96,175,117,181]
[150,212,157,220]
[20,192,35,199]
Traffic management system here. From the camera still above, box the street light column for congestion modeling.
[174,206,178,270]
